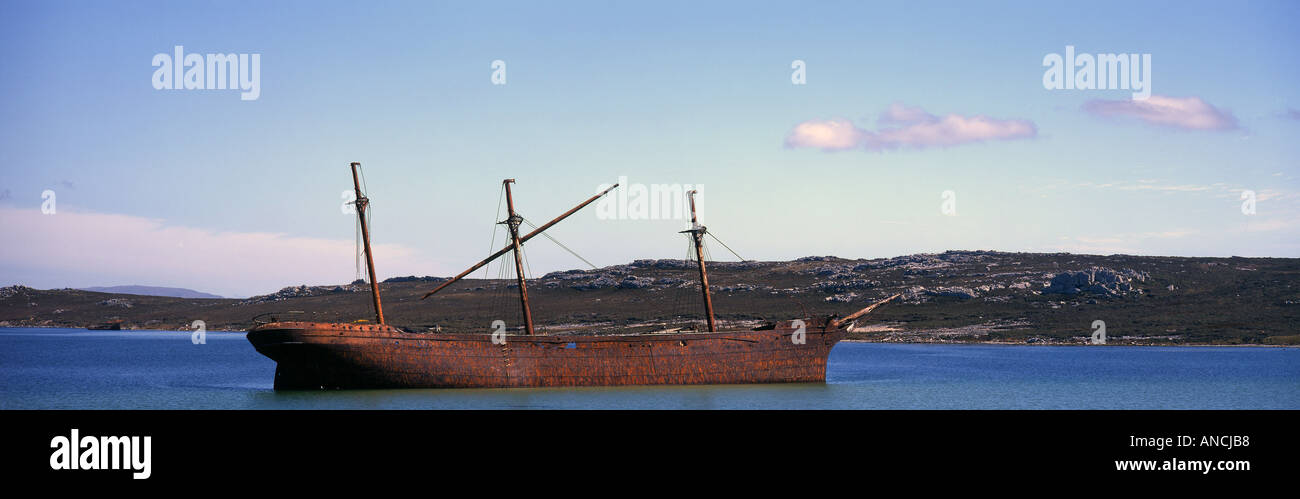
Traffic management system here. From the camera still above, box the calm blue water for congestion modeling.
[1,327,1296,409]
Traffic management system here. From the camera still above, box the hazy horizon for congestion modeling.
[2,0,1297,297]
[8,249,1293,300]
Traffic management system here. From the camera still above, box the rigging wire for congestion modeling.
[359,164,372,283]
[494,251,511,327]
[706,231,745,262]
[520,215,598,270]
[490,184,513,329]
[364,208,372,284]
[521,241,534,281]
[353,164,374,284]
[669,232,703,329]
[483,183,505,280]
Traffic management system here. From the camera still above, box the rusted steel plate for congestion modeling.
[247,319,845,390]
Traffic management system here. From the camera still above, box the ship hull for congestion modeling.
[247,320,845,389]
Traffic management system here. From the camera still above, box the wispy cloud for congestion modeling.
[1070,181,1296,204]
[1076,180,1215,193]
[1243,217,1300,232]
[785,103,1037,152]
[1283,108,1300,121]
[1082,95,1238,131]
[0,207,437,297]
[1046,229,1199,255]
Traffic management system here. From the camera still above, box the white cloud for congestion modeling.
[1045,229,1198,255]
[1243,217,1299,232]
[785,103,1037,152]
[783,118,864,151]
[1083,95,1238,131]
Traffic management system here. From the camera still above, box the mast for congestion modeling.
[681,190,716,332]
[421,183,618,300]
[501,179,535,335]
[350,162,385,325]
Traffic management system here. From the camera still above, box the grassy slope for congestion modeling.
[2,252,1297,345]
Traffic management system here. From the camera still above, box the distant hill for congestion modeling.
[4,252,1298,345]
[78,285,223,299]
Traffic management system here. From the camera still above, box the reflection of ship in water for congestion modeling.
[88,319,123,330]
[247,162,897,389]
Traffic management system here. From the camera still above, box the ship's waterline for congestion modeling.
[2,327,1297,409]
[247,320,843,389]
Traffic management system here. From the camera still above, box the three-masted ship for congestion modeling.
[246,163,896,389]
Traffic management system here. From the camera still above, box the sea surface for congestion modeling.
[1,327,1296,409]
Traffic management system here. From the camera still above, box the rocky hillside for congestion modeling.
[2,251,1297,345]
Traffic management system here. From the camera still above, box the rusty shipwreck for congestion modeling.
[246,162,897,389]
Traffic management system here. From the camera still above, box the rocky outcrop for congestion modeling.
[898,285,980,303]
[813,280,880,293]
[617,276,655,289]
[0,285,34,299]
[569,275,619,290]
[901,286,929,304]
[382,275,447,283]
[926,286,980,299]
[238,284,360,304]
[1042,268,1147,296]
[718,283,763,293]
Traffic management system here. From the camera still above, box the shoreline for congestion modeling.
[2,325,1294,347]
[6,252,1299,347]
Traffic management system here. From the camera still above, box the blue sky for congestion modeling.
[1,0,1297,297]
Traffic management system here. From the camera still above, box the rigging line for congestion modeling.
[520,240,534,281]
[678,235,699,328]
[520,216,597,270]
[706,232,746,262]
[677,248,693,324]
[495,252,509,323]
[355,163,374,284]
[506,252,521,324]
[351,165,363,283]
[483,183,505,281]
[352,200,375,284]
[487,250,507,326]
[365,208,374,284]
[358,163,369,199]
